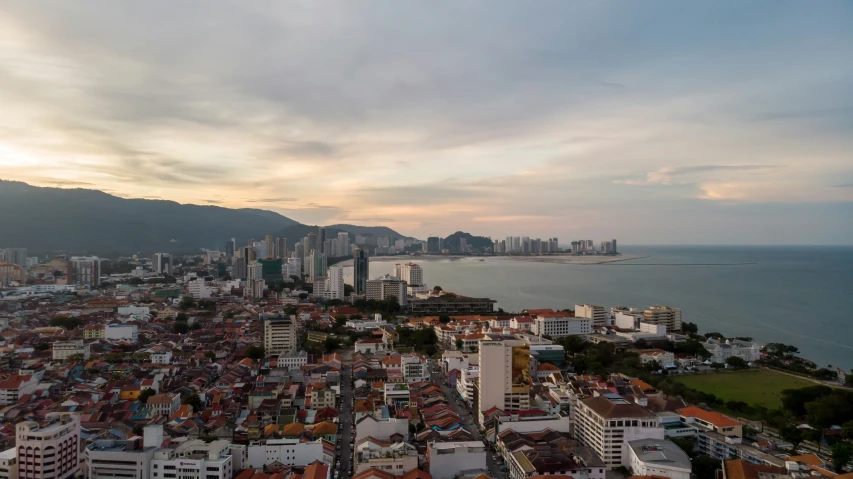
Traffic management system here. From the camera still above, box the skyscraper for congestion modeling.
[264,234,273,258]
[276,238,288,259]
[337,232,350,257]
[225,238,236,260]
[71,256,101,286]
[240,246,257,262]
[477,339,532,423]
[152,253,172,275]
[294,242,304,263]
[306,233,316,257]
[326,265,345,300]
[353,246,369,295]
[426,237,441,254]
[394,263,424,289]
[317,227,326,254]
[307,250,327,282]
[0,248,27,268]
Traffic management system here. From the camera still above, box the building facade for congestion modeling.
[575,304,608,327]
[643,306,682,332]
[353,247,369,295]
[263,316,296,357]
[16,413,81,479]
[477,339,532,422]
[366,275,407,306]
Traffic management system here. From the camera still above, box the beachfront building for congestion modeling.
[702,338,761,364]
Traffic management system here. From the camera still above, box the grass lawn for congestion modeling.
[673,369,815,409]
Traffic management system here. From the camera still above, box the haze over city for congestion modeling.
[1,1,852,244]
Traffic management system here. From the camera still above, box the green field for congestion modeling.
[673,369,815,409]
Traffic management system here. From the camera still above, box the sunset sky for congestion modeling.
[1,1,851,244]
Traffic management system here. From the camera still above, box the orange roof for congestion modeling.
[281,422,304,436]
[311,421,337,435]
[303,461,329,479]
[723,460,787,479]
[536,363,560,371]
[677,406,740,427]
[785,454,824,467]
[630,379,657,392]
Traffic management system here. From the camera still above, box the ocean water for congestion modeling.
[343,246,853,368]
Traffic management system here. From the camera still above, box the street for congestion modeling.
[337,365,354,478]
[429,362,505,479]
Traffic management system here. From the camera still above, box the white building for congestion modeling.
[401,354,429,383]
[365,275,407,306]
[151,351,172,365]
[147,394,181,417]
[703,338,761,364]
[456,366,479,404]
[151,439,234,479]
[346,318,388,332]
[627,439,692,479]
[325,266,345,300]
[105,324,138,343]
[574,394,664,469]
[427,441,487,479]
[263,316,296,357]
[187,279,211,299]
[531,314,591,338]
[70,256,101,287]
[16,413,81,479]
[0,374,38,406]
[509,316,534,332]
[52,340,91,360]
[478,339,531,423]
[613,309,645,330]
[393,263,423,290]
[0,448,17,479]
[246,438,327,468]
[354,438,418,475]
[355,416,409,442]
[636,349,675,368]
[278,351,308,370]
[117,306,150,317]
[86,425,163,479]
[354,337,393,355]
[644,306,682,332]
[575,304,608,327]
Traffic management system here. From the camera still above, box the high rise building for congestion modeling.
[17,413,81,479]
[294,242,304,263]
[365,274,408,306]
[1,248,27,268]
[337,232,350,257]
[394,263,423,289]
[643,306,682,332]
[71,256,101,286]
[263,315,296,357]
[612,239,617,253]
[426,237,441,254]
[233,258,247,280]
[264,234,273,258]
[575,304,608,327]
[247,262,263,281]
[225,238,236,260]
[152,253,172,275]
[239,246,257,262]
[323,239,336,257]
[276,237,288,259]
[317,227,326,254]
[574,394,663,468]
[477,339,532,423]
[85,425,163,479]
[252,240,267,259]
[306,233,316,257]
[307,250,326,282]
[353,247,369,295]
[326,266,345,300]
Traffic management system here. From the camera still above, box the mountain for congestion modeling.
[443,231,493,252]
[327,224,412,240]
[0,180,401,256]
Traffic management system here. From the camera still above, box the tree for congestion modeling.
[780,424,804,452]
[173,322,189,334]
[802,428,823,453]
[456,338,464,350]
[245,346,265,360]
[179,295,196,310]
[704,332,725,341]
[831,442,853,473]
[560,335,589,356]
[710,362,725,370]
[681,322,699,335]
[433,286,442,291]
[439,315,452,324]
[846,374,853,386]
[323,337,342,353]
[181,393,202,412]
[725,357,748,369]
[350,314,363,320]
[138,388,156,403]
[692,455,721,479]
[335,316,348,328]
[344,284,354,296]
[176,312,189,322]
[49,315,81,330]
[671,438,696,458]
[190,322,203,331]
[205,351,216,360]
[842,420,853,440]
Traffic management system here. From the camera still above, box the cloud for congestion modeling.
[615,165,780,187]
[0,1,851,243]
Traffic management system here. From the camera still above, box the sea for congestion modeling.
[342,246,853,369]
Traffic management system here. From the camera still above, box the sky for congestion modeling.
[1,1,852,244]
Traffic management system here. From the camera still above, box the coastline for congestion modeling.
[334,254,646,267]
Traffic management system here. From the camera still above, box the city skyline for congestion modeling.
[0,2,851,244]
